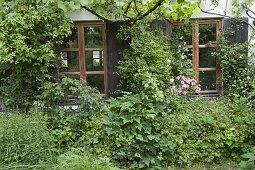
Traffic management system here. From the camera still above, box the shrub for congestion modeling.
[39,77,107,150]
[217,38,255,98]
[103,92,176,169]
[168,98,255,165]
[0,0,72,110]
[239,146,255,170]
[0,112,55,165]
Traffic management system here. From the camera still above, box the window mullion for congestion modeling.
[193,22,199,82]
[79,25,86,80]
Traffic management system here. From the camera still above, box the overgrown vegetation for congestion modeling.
[0,0,255,170]
[217,38,255,99]
[0,113,55,165]
[0,0,72,110]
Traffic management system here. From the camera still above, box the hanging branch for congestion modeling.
[124,0,134,15]
[80,5,112,22]
[81,0,165,24]
[200,8,255,30]
[124,0,165,24]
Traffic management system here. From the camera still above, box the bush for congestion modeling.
[39,77,107,151]
[0,112,55,165]
[217,38,255,98]
[168,98,255,165]
[103,92,176,169]
[239,146,255,170]
[0,0,72,110]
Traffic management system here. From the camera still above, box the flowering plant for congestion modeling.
[170,75,201,95]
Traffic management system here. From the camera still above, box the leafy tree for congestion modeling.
[0,0,72,109]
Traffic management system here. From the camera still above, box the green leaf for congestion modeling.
[58,1,68,12]
[193,7,201,14]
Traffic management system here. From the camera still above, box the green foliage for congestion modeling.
[170,23,193,77]
[0,112,55,165]
[239,146,255,170]
[0,150,121,170]
[117,21,172,93]
[217,38,255,98]
[168,98,255,165]
[53,0,200,22]
[39,77,106,150]
[53,150,121,170]
[103,92,175,169]
[0,0,72,109]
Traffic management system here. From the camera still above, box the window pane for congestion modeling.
[199,48,216,68]
[172,24,193,45]
[199,24,216,44]
[61,51,79,72]
[86,74,104,93]
[199,71,216,90]
[84,27,103,48]
[63,27,78,48]
[85,51,104,71]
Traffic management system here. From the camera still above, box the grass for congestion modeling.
[167,163,239,170]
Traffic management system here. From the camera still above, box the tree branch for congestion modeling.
[124,0,133,14]
[134,0,142,16]
[124,0,165,24]
[81,0,165,24]
[200,8,254,30]
[80,5,111,22]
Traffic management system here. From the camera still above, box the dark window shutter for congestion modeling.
[106,22,129,96]
[222,17,249,44]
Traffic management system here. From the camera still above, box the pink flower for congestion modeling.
[171,86,178,93]
[182,91,188,95]
[191,81,196,86]
[182,84,189,88]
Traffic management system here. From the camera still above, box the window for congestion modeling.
[61,22,107,94]
[172,20,222,95]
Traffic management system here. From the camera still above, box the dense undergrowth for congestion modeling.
[0,1,255,170]
[0,79,254,169]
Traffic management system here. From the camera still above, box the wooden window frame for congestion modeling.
[173,19,222,95]
[61,21,108,95]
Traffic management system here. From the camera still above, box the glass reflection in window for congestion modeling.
[85,51,104,71]
[84,27,103,48]
[199,48,216,68]
[61,51,79,72]
[199,71,216,90]
[199,24,217,44]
